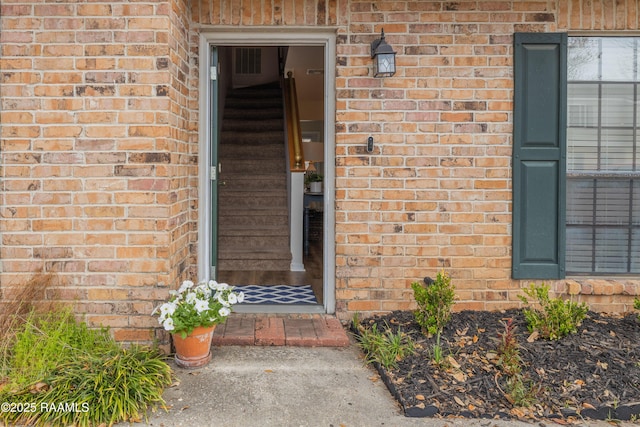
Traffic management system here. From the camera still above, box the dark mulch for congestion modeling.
[356,309,640,421]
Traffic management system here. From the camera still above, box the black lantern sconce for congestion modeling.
[371,29,396,78]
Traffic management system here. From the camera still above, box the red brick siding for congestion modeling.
[0,0,197,342]
[1,0,639,342]
[190,0,639,316]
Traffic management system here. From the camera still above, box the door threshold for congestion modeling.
[234,303,325,314]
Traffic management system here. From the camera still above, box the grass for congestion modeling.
[6,309,117,391]
[352,314,415,370]
[0,272,173,427]
[0,271,58,384]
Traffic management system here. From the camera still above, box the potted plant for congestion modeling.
[305,172,323,193]
[153,279,244,368]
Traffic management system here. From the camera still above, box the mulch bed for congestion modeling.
[355,309,640,421]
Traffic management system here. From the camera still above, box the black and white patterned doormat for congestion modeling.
[235,285,318,304]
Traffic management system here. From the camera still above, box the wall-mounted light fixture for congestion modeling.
[371,29,396,78]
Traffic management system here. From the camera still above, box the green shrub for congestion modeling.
[634,297,640,320]
[354,320,415,370]
[411,270,455,336]
[0,308,172,427]
[518,283,588,340]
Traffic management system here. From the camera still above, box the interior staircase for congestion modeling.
[217,82,292,271]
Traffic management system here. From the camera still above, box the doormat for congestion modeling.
[235,285,318,304]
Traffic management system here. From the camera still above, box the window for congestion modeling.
[566,37,640,274]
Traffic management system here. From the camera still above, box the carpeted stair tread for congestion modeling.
[222,119,284,132]
[219,224,289,235]
[225,98,283,109]
[222,167,285,176]
[217,82,291,271]
[220,131,284,145]
[219,195,287,210]
[219,148,285,160]
[218,248,291,259]
[218,248,293,270]
[219,237,290,250]
[221,177,286,187]
[218,260,291,271]
[224,109,283,120]
[219,179,285,191]
[219,206,287,214]
[225,86,282,100]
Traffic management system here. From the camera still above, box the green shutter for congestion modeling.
[512,33,567,279]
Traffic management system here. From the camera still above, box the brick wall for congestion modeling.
[332,0,638,316]
[2,0,639,343]
[193,0,640,317]
[0,0,197,342]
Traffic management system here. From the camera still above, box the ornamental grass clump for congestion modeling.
[153,279,245,338]
[518,283,588,340]
[0,307,172,427]
[0,272,58,385]
[353,316,415,370]
[6,309,116,390]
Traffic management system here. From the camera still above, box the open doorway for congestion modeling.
[198,32,336,314]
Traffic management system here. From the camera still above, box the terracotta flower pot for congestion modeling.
[172,325,216,369]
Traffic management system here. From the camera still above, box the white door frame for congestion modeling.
[197,29,337,314]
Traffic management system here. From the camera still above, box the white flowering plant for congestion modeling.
[153,279,244,338]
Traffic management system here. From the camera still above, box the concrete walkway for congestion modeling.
[121,344,632,427]
[118,315,636,426]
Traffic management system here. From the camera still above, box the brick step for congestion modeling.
[212,314,350,347]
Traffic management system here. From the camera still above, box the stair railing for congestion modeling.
[284,71,305,172]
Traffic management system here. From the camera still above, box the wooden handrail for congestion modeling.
[283,72,305,172]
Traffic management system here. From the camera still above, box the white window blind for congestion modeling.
[566,37,640,274]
